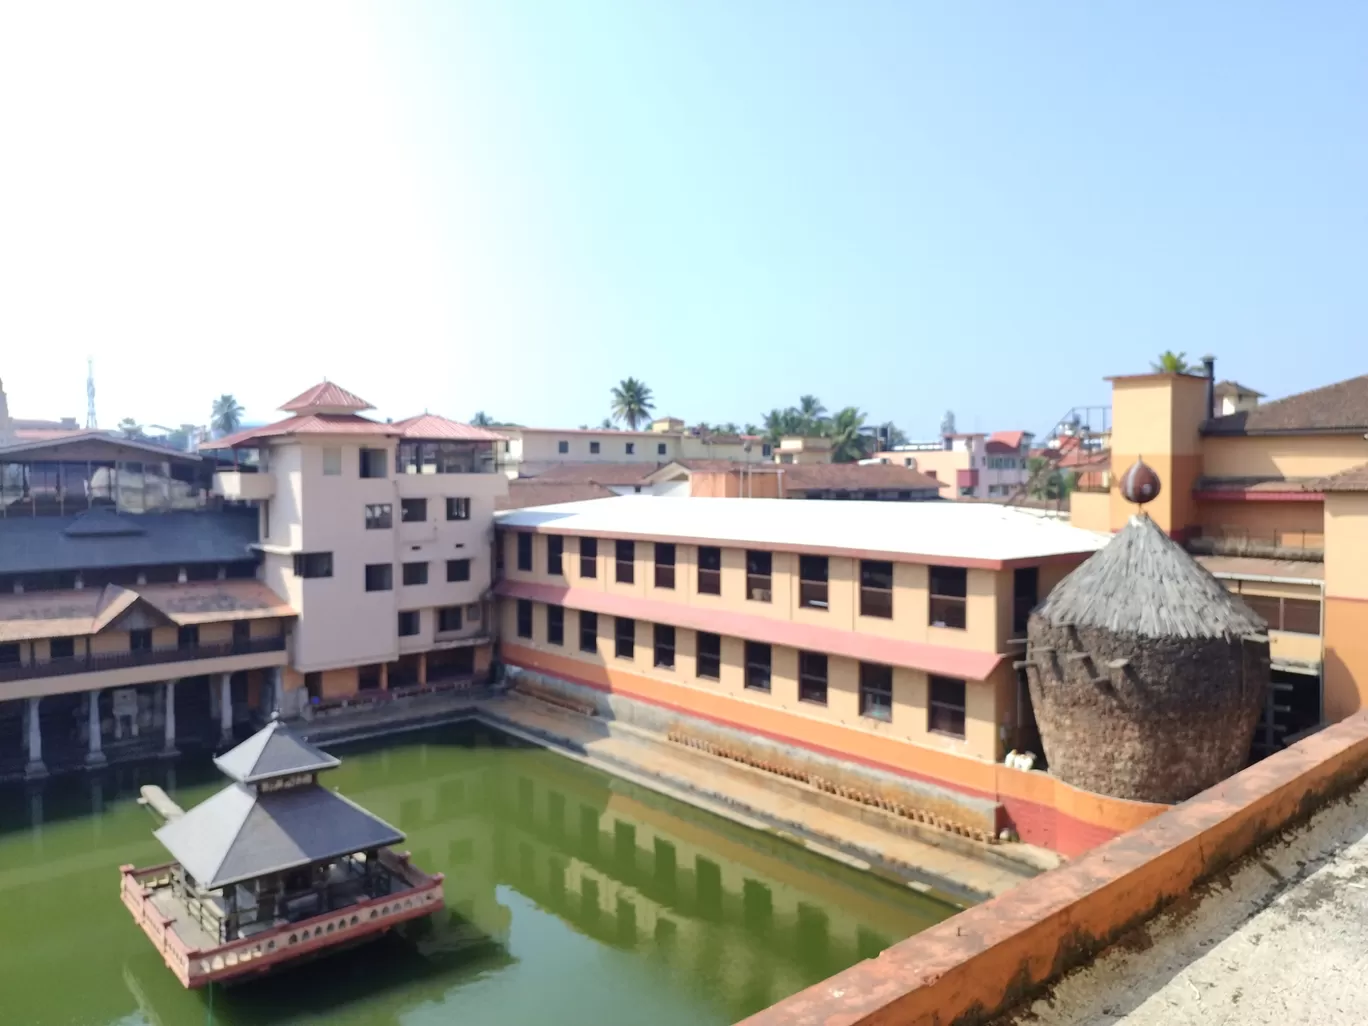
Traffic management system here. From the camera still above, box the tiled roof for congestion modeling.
[278,381,373,412]
[390,413,507,442]
[1196,554,1323,582]
[988,430,1029,451]
[496,481,619,510]
[778,462,942,492]
[1313,462,1368,493]
[0,430,203,460]
[1203,375,1368,435]
[202,414,400,450]
[1193,476,1322,495]
[521,462,659,486]
[0,578,293,643]
[215,720,339,783]
[0,508,258,574]
[1213,380,1264,398]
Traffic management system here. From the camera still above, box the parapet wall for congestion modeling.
[737,710,1368,1026]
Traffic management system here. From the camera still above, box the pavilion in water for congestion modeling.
[120,717,444,988]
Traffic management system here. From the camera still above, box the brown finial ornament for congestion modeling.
[1120,457,1162,505]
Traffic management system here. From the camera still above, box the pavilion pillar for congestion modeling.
[85,690,107,767]
[271,666,284,717]
[418,653,428,687]
[24,697,47,779]
[219,673,233,745]
[162,680,179,757]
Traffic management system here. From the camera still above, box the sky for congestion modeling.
[1,2,1365,438]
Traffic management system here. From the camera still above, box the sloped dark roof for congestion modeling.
[214,719,340,783]
[154,782,403,889]
[1203,375,1368,435]
[1035,513,1266,640]
[496,481,619,510]
[1213,380,1264,398]
[0,508,258,574]
[1314,461,1368,493]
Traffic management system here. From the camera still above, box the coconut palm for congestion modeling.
[824,406,870,463]
[762,408,807,444]
[717,422,741,435]
[471,411,493,427]
[796,395,828,434]
[599,417,616,430]
[1151,351,1193,374]
[610,378,655,429]
[743,423,759,436]
[211,394,244,437]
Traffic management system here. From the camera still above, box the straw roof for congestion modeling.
[1035,513,1266,640]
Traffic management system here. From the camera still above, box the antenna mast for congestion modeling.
[86,357,97,429]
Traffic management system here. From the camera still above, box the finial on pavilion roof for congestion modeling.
[1120,457,1161,506]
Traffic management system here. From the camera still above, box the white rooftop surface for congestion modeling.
[495,496,1110,563]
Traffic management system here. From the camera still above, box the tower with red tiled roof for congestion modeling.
[278,382,374,415]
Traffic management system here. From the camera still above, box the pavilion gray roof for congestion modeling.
[1034,513,1267,641]
[213,719,340,784]
[154,782,404,890]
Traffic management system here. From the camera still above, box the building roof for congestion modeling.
[278,381,374,413]
[508,425,667,438]
[389,413,506,442]
[1213,380,1265,398]
[1203,374,1368,436]
[0,430,205,461]
[987,430,1029,451]
[1192,475,1323,496]
[496,481,619,510]
[0,579,292,643]
[777,462,942,493]
[1195,554,1323,583]
[1035,513,1267,640]
[0,508,258,575]
[154,781,403,889]
[522,462,660,486]
[202,413,401,450]
[1313,462,1368,493]
[214,719,340,783]
[497,496,1109,567]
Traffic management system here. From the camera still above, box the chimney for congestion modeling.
[1202,354,1216,420]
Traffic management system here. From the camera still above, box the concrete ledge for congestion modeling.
[737,710,1368,1026]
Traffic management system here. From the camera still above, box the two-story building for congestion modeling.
[492,496,1138,847]
[869,431,1035,500]
[206,382,508,709]
[499,418,773,478]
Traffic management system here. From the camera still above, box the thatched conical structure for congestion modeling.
[1026,512,1270,804]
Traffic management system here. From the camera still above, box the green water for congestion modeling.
[0,723,957,1026]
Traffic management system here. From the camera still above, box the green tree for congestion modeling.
[599,417,616,430]
[1151,350,1193,374]
[211,394,244,436]
[117,417,144,439]
[717,422,741,435]
[824,406,870,463]
[796,395,828,434]
[471,411,493,427]
[876,422,909,449]
[743,423,759,436]
[762,407,807,444]
[1026,456,1074,501]
[610,378,655,429]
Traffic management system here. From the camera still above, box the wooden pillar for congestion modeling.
[380,662,389,691]
[418,652,428,687]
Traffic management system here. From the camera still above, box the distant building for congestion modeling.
[498,421,772,478]
[868,430,1034,500]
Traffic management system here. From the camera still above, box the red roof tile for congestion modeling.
[279,381,373,413]
[988,430,1028,450]
[496,481,619,510]
[778,462,942,492]
[202,414,399,450]
[390,413,507,442]
[1313,462,1368,493]
[1204,374,1368,435]
[521,463,659,486]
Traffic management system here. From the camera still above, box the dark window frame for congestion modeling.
[359,447,389,479]
[547,605,565,645]
[697,546,722,595]
[615,540,635,584]
[364,503,392,530]
[365,563,393,592]
[579,610,598,653]
[746,550,772,602]
[398,610,421,637]
[928,675,967,738]
[614,617,635,660]
[402,561,429,586]
[799,554,829,610]
[654,543,676,589]
[798,651,828,705]
[446,497,471,521]
[49,636,75,660]
[859,662,893,721]
[294,551,334,578]
[446,558,471,582]
[653,623,676,669]
[516,599,533,638]
[580,536,598,578]
[547,535,564,576]
[516,532,533,572]
[859,559,894,619]
[400,497,427,523]
[929,566,968,629]
[438,605,464,632]
[744,641,771,692]
[696,631,721,680]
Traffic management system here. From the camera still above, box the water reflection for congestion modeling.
[0,723,958,1026]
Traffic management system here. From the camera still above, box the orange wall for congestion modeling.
[1108,375,1206,534]
[1323,494,1368,721]
[1199,498,1324,539]
[1203,433,1368,479]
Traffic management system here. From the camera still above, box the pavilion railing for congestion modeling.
[0,636,285,683]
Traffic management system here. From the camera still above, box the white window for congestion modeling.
[322,447,342,475]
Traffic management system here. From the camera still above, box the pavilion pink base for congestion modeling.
[120,851,445,989]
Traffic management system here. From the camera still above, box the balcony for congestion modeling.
[213,470,275,501]
[0,636,286,684]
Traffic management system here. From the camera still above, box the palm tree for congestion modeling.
[610,378,655,429]
[1151,351,1193,374]
[117,418,145,439]
[599,417,616,430]
[877,422,909,449]
[824,406,869,463]
[471,411,493,427]
[211,394,244,437]
[797,395,827,435]
[717,422,741,435]
[762,408,807,444]
[743,423,759,436]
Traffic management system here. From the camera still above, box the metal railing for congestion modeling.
[0,636,285,683]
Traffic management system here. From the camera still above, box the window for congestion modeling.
[365,563,393,592]
[625,442,636,455]
[746,551,772,602]
[401,498,427,523]
[590,441,601,455]
[859,662,894,721]
[929,566,968,629]
[446,497,471,521]
[696,632,721,680]
[517,532,533,572]
[654,624,675,669]
[261,499,272,541]
[294,552,334,578]
[615,540,635,583]
[762,443,772,458]
[697,546,722,595]
[654,543,676,589]
[233,620,250,644]
[0,643,20,665]
[322,446,342,475]
[447,558,471,582]
[579,611,598,653]
[130,628,153,652]
[615,617,635,659]
[364,504,392,530]
[438,605,464,632]
[1241,594,1321,636]
[744,642,771,692]
[859,560,893,618]
[1012,567,1039,635]
[547,605,564,645]
[547,535,564,576]
[799,555,828,609]
[558,440,570,454]
[398,610,420,637]
[402,561,429,586]
[928,676,967,738]
[798,651,828,705]
[359,447,388,479]
[178,625,199,649]
[50,637,75,660]
[516,599,533,638]
[580,536,598,577]
[657,442,667,456]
